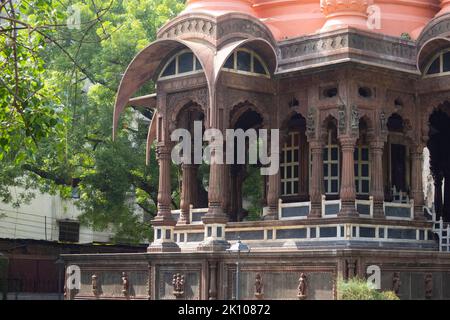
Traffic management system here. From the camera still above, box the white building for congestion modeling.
[0,187,113,244]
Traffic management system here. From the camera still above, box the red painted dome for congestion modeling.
[184,0,443,40]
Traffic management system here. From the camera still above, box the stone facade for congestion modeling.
[63,10,450,300]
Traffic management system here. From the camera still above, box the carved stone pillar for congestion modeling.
[198,95,228,251]
[309,140,324,218]
[339,136,359,217]
[179,164,196,225]
[148,144,179,252]
[411,146,426,220]
[265,171,280,220]
[370,139,385,218]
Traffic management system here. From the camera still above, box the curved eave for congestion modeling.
[417,37,450,73]
[113,39,215,139]
[214,38,278,81]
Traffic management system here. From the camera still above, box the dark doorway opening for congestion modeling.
[428,103,450,222]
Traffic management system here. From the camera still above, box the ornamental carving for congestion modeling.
[157,14,275,48]
[425,273,433,299]
[417,13,450,47]
[338,104,346,134]
[351,105,360,132]
[380,110,387,133]
[346,260,357,279]
[254,273,264,299]
[306,107,316,138]
[92,274,99,297]
[122,272,130,298]
[172,273,185,299]
[297,273,307,300]
[279,31,416,72]
[158,17,216,42]
[217,17,275,46]
[320,0,369,16]
[167,88,209,130]
[392,272,401,296]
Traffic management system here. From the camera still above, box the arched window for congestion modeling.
[425,49,450,76]
[159,49,203,79]
[323,125,340,195]
[354,120,370,195]
[222,49,270,78]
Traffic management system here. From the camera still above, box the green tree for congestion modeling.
[337,277,400,300]
[0,0,186,243]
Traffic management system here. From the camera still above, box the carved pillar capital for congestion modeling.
[339,136,357,149]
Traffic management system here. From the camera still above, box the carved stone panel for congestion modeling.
[227,270,334,300]
[157,270,200,300]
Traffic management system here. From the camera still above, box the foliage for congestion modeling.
[337,277,400,300]
[242,165,263,221]
[0,0,186,243]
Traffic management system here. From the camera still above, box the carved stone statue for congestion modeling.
[92,274,99,297]
[254,273,264,299]
[122,272,129,297]
[392,272,401,297]
[297,273,307,300]
[172,273,185,299]
[425,273,433,299]
[380,111,387,133]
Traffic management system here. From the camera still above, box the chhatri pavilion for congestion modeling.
[63,0,450,300]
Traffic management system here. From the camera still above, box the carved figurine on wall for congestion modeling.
[122,272,130,298]
[392,272,401,297]
[425,273,433,299]
[306,108,316,137]
[173,273,185,299]
[297,273,307,300]
[380,111,387,133]
[351,105,359,132]
[254,273,264,299]
[92,274,99,297]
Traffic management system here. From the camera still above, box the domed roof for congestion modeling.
[184,0,442,40]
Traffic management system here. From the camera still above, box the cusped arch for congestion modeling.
[279,111,306,143]
[421,99,450,144]
[229,101,268,130]
[113,38,215,138]
[320,114,339,142]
